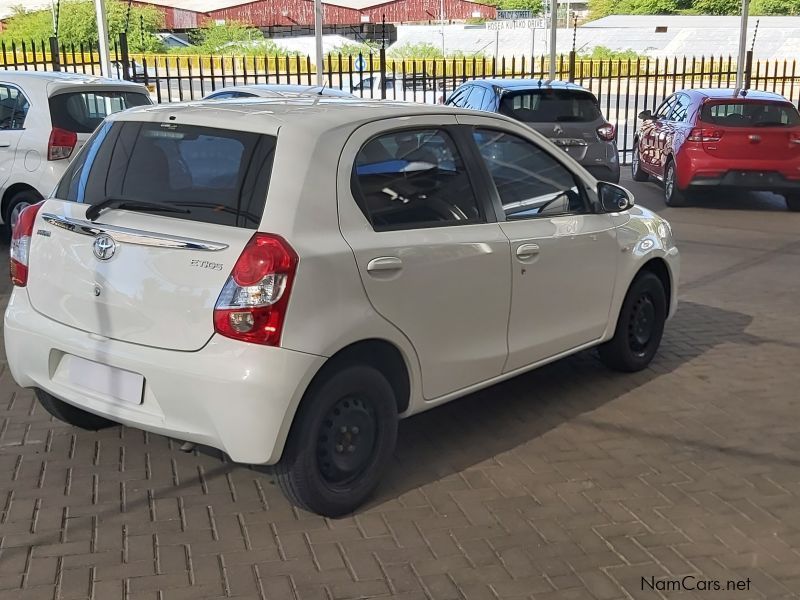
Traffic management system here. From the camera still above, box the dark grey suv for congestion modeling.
[446,79,620,183]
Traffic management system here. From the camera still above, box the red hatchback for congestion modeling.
[632,89,800,211]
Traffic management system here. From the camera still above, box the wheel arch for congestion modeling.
[637,256,673,316]
[2,183,43,222]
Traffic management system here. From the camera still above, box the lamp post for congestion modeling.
[94,0,112,77]
[735,0,750,90]
[314,0,324,86]
[549,0,557,79]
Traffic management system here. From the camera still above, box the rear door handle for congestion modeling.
[367,256,403,272]
[515,243,540,260]
[0,143,10,148]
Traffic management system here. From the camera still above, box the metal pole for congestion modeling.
[735,0,749,90]
[440,0,445,56]
[314,0,324,86]
[530,26,536,77]
[94,0,112,77]
[495,29,499,66]
[549,0,557,79]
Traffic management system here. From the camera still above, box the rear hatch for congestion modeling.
[48,86,152,158]
[27,118,277,351]
[698,99,800,161]
[498,88,606,161]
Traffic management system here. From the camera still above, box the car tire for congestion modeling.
[784,194,800,212]
[663,159,687,207]
[35,389,117,430]
[275,364,398,517]
[3,189,42,239]
[631,145,649,182]
[598,271,667,373]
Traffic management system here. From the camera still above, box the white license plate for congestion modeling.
[64,355,144,405]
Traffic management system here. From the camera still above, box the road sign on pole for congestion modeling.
[486,18,546,30]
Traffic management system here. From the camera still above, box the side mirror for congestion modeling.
[638,109,654,120]
[598,181,635,213]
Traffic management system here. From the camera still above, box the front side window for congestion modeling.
[352,128,483,231]
[0,85,29,130]
[473,128,587,219]
[654,96,676,120]
[465,86,487,109]
[49,90,152,134]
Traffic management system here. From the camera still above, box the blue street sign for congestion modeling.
[354,55,367,72]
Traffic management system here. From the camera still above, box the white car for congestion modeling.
[5,98,679,516]
[0,71,152,235]
[203,84,356,100]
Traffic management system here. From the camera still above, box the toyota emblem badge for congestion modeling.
[93,234,117,261]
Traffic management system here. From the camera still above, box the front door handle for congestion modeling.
[515,243,540,260]
[0,143,10,148]
[367,256,403,272]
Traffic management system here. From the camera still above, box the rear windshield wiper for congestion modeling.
[85,197,191,222]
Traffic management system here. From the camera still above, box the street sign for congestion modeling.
[354,55,367,72]
[486,18,546,30]
[497,10,533,20]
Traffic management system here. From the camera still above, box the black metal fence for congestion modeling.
[2,36,799,164]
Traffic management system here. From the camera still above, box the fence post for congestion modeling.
[568,50,576,82]
[119,32,131,81]
[49,36,60,72]
[744,49,753,90]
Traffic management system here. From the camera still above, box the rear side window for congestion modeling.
[49,91,152,133]
[56,121,276,229]
[701,101,800,127]
[351,129,484,231]
[499,89,601,123]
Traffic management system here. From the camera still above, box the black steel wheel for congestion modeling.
[275,364,398,517]
[599,271,667,372]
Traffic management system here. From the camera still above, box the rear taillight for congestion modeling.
[687,128,723,143]
[10,201,45,287]
[597,123,616,141]
[213,233,298,346]
[47,127,77,161]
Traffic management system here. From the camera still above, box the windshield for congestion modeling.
[499,89,601,123]
[700,101,800,128]
[56,121,276,229]
[49,91,151,133]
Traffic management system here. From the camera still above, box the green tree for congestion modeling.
[387,42,444,59]
[498,0,544,13]
[189,21,263,52]
[690,0,739,13]
[0,0,164,52]
[751,0,800,14]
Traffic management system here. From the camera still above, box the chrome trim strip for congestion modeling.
[41,213,229,251]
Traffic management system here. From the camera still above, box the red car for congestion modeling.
[632,89,800,211]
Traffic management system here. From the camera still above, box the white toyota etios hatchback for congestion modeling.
[5,99,679,516]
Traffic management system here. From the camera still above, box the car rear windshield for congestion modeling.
[49,91,152,133]
[56,121,276,229]
[499,89,601,123]
[700,101,800,128]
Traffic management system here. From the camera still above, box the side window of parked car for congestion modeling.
[352,128,484,231]
[0,85,29,130]
[465,86,487,109]
[473,128,588,219]
[446,87,467,107]
[670,94,691,122]
[654,96,676,120]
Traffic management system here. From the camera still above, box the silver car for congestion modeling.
[446,79,620,183]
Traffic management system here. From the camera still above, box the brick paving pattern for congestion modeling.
[1,179,799,599]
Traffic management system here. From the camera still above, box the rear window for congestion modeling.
[49,91,152,133]
[701,101,800,128]
[499,89,601,123]
[56,121,276,229]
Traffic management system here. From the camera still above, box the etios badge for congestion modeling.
[93,234,117,261]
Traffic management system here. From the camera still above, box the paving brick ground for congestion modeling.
[1,177,799,600]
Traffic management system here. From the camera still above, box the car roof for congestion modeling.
[206,84,355,98]
[109,96,499,137]
[686,88,791,102]
[467,79,593,93]
[0,70,147,94]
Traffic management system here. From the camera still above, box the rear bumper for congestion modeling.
[4,289,325,464]
[675,148,800,191]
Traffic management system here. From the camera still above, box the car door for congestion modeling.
[0,84,28,191]
[458,116,620,372]
[640,95,675,175]
[666,93,692,159]
[337,117,512,400]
